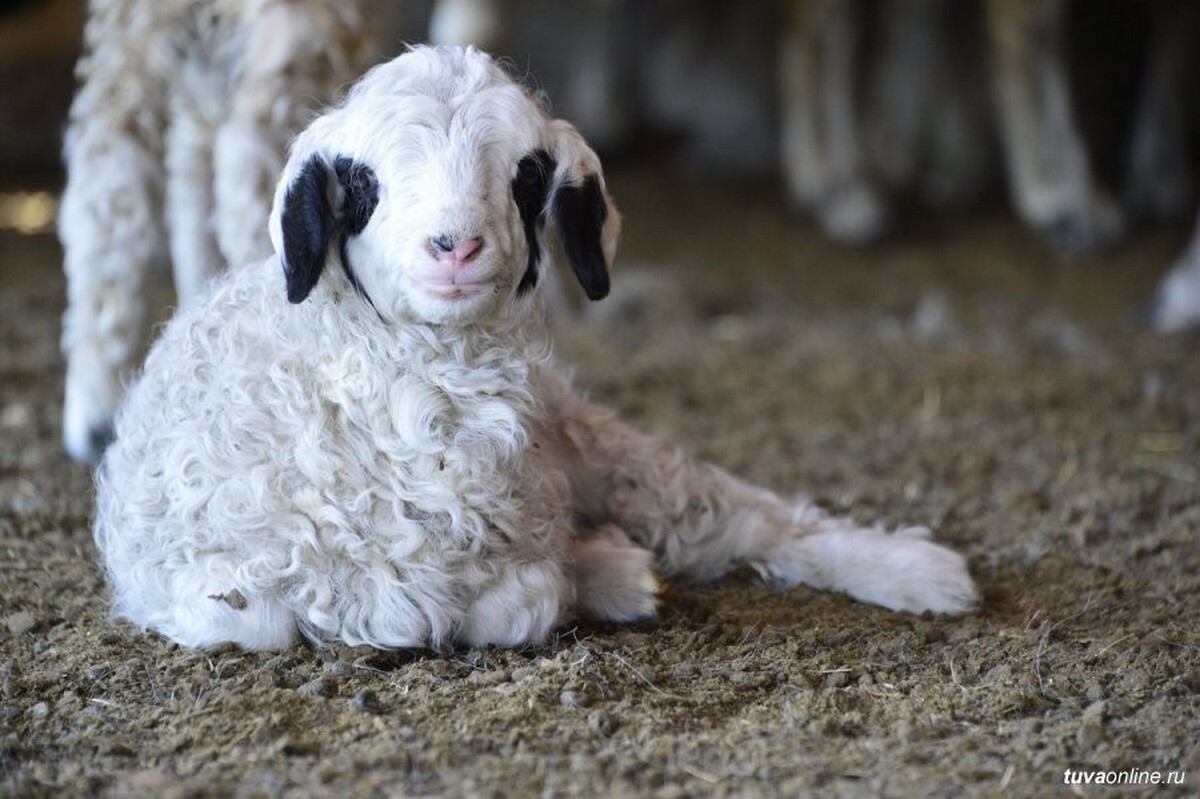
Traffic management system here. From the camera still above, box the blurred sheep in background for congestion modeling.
[56,0,399,464]
[434,0,1200,326]
[3,0,1199,465]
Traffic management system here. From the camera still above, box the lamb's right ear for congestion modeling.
[279,154,335,304]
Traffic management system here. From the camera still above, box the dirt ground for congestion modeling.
[1,166,1198,798]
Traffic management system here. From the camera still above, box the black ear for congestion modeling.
[333,156,379,235]
[280,154,334,304]
[332,156,380,305]
[553,175,610,301]
[511,149,556,296]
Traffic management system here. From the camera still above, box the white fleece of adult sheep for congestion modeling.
[58,0,387,464]
[94,46,979,652]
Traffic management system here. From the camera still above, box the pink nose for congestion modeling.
[429,235,483,264]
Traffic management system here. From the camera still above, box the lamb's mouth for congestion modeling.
[418,281,493,300]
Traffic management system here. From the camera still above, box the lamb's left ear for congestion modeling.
[548,120,620,301]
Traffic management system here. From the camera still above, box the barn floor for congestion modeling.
[1,167,1197,798]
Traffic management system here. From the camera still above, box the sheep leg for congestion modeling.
[59,6,168,463]
[779,0,890,244]
[869,0,994,208]
[983,0,1125,253]
[213,1,380,270]
[556,394,978,615]
[429,0,508,52]
[165,103,224,304]
[1124,0,1197,222]
[212,11,307,271]
[458,525,656,644]
[1145,210,1200,333]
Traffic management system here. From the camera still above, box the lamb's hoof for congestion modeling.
[894,539,981,615]
[756,522,979,616]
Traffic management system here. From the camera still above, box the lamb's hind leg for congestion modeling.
[556,391,978,615]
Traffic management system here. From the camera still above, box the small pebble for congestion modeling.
[671,662,700,678]
[0,403,33,428]
[587,710,617,736]
[823,670,850,689]
[509,666,537,682]
[29,701,49,718]
[466,668,510,686]
[415,659,456,677]
[730,672,773,689]
[298,678,335,698]
[560,690,590,708]
[324,661,354,679]
[1081,700,1106,724]
[1076,722,1104,749]
[6,613,36,636]
[1075,700,1107,749]
[352,689,385,715]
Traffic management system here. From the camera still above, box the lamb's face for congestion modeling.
[268,46,620,326]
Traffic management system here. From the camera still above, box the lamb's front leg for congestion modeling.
[553,385,978,615]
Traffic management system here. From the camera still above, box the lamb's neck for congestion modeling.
[396,319,551,375]
[391,321,549,471]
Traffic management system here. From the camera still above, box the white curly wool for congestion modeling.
[94,46,978,652]
[58,0,388,464]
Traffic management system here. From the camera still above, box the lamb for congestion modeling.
[58,0,389,464]
[94,46,979,652]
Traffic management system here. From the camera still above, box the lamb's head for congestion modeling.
[267,45,620,326]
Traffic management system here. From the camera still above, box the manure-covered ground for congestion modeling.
[2,167,1197,797]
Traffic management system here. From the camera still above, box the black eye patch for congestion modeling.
[334,156,380,235]
[512,149,557,295]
